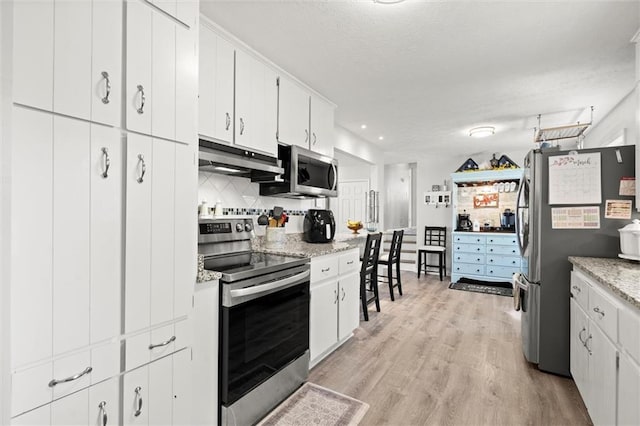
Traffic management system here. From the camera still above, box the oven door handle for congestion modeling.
[229,270,310,299]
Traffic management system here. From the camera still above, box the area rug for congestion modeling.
[257,382,369,426]
[449,278,513,297]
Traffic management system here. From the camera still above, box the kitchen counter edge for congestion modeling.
[568,256,640,310]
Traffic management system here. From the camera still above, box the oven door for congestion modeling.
[220,269,310,406]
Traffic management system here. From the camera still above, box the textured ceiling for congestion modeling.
[200,1,639,164]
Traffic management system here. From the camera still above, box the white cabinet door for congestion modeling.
[53,0,92,120]
[277,75,309,149]
[310,280,338,362]
[338,272,360,341]
[588,322,617,426]
[148,355,173,426]
[11,107,53,368]
[175,23,198,144]
[126,0,153,135]
[198,24,217,139]
[90,125,122,344]
[172,349,193,425]
[51,387,88,426]
[125,134,153,334]
[174,144,197,319]
[214,36,235,143]
[13,0,54,110]
[88,377,120,426]
[91,0,122,126]
[310,94,335,157]
[11,403,50,426]
[52,116,91,355]
[569,299,589,402]
[151,11,176,140]
[150,140,176,326]
[618,353,640,426]
[122,365,149,426]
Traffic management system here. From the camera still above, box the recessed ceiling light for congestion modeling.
[361,124,367,129]
[378,136,384,140]
[469,126,495,138]
[374,0,405,4]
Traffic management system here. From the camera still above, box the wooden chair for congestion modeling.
[378,230,404,301]
[417,226,447,281]
[360,232,382,321]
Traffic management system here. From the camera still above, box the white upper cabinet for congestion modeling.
[176,18,198,144]
[151,10,177,140]
[13,0,122,126]
[198,24,217,139]
[277,75,310,150]
[235,49,278,156]
[126,0,153,135]
[278,75,336,156]
[310,94,335,158]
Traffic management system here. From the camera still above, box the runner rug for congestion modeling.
[449,277,513,297]
[257,382,369,426]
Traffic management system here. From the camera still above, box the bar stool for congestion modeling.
[417,226,447,281]
[378,229,404,301]
[360,232,382,321]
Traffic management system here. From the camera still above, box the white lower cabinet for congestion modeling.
[570,267,640,426]
[309,249,360,367]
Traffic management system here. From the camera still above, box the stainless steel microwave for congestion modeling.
[259,145,338,198]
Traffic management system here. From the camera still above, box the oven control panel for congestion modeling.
[200,222,232,234]
[198,218,254,245]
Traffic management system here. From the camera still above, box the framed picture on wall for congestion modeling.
[473,193,499,208]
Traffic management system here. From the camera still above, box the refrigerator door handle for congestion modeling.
[515,176,527,257]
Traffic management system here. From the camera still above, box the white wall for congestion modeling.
[582,87,637,149]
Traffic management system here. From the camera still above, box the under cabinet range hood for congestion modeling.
[198,139,284,181]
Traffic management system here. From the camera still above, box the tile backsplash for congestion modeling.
[456,182,518,227]
[198,172,316,234]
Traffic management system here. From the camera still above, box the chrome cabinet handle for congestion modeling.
[341,287,346,301]
[48,366,92,387]
[134,386,143,417]
[225,112,231,131]
[136,154,146,183]
[101,71,111,104]
[98,401,108,426]
[584,335,592,355]
[321,267,331,273]
[312,132,317,145]
[572,285,581,293]
[304,129,309,143]
[593,307,605,317]
[239,117,245,135]
[148,335,176,350]
[101,147,110,178]
[578,327,586,344]
[136,85,145,114]
[334,289,337,304]
[346,260,354,265]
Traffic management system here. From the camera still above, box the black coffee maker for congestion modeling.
[501,209,515,230]
[457,211,472,231]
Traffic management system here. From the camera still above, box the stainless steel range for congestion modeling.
[198,218,311,426]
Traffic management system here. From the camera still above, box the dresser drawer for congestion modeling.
[338,249,359,275]
[454,243,485,254]
[453,234,486,244]
[588,286,618,343]
[486,235,517,246]
[311,254,339,283]
[486,255,520,267]
[453,253,485,264]
[486,265,520,279]
[486,245,519,256]
[453,263,485,275]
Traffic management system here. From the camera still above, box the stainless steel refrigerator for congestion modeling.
[516,144,637,376]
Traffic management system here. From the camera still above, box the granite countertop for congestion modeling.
[253,233,355,258]
[569,256,640,310]
[197,254,222,283]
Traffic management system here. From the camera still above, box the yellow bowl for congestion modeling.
[347,223,363,233]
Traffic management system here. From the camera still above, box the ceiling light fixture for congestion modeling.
[469,126,495,138]
[378,136,384,140]
[361,124,367,129]
[373,0,405,4]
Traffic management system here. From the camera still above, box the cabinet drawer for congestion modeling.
[11,362,52,417]
[453,263,485,275]
[486,235,517,246]
[454,243,485,254]
[338,250,359,275]
[453,234,486,244]
[125,321,187,371]
[588,286,618,342]
[570,271,589,310]
[311,254,339,283]
[486,245,519,256]
[486,265,520,279]
[486,255,520,267]
[619,305,640,364]
[453,253,485,264]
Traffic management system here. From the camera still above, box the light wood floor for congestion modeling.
[308,272,592,426]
